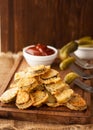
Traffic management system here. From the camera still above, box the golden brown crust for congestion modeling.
[16,77,38,92]
[16,94,34,109]
[66,93,87,111]
[54,89,74,104]
[14,71,26,80]
[16,90,30,105]
[46,91,60,107]
[39,69,61,84]
[17,77,36,88]
[0,87,19,103]
[32,90,48,107]
[24,65,50,77]
[45,80,69,95]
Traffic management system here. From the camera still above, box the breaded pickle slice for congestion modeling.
[17,77,38,92]
[46,91,60,107]
[54,89,74,104]
[39,69,61,84]
[24,65,50,77]
[34,84,45,91]
[32,90,48,107]
[14,71,26,80]
[66,93,87,111]
[46,91,57,103]
[17,77,36,87]
[16,94,34,109]
[45,80,69,95]
[16,89,30,105]
[0,87,19,103]
[10,79,19,88]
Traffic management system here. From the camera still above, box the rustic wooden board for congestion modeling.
[0,56,92,124]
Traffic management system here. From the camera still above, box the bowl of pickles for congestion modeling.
[59,36,93,70]
[74,36,93,59]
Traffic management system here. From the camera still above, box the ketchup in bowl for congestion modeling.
[26,43,55,56]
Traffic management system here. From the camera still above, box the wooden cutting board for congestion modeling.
[0,56,92,124]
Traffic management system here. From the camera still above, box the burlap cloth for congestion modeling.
[0,52,93,130]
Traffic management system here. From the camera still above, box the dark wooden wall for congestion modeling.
[1,0,93,52]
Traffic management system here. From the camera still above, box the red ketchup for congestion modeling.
[26,43,55,56]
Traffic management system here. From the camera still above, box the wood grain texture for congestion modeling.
[1,0,9,52]
[1,0,93,52]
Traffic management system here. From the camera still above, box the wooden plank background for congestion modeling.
[1,0,93,52]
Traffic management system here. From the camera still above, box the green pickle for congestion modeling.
[78,36,93,46]
[59,41,78,60]
[59,57,75,70]
[79,36,92,42]
[59,36,93,70]
[63,72,79,84]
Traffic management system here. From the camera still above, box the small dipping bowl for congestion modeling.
[23,45,58,66]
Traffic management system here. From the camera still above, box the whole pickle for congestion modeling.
[78,36,92,45]
[63,72,79,84]
[59,57,75,70]
[59,41,78,60]
[79,40,93,47]
[79,36,92,41]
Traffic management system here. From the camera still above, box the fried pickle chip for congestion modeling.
[66,93,87,111]
[24,65,50,77]
[17,77,38,92]
[45,80,69,95]
[16,94,34,109]
[54,89,74,104]
[9,79,19,88]
[18,77,36,87]
[46,91,60,107]
[46,91,57,103]
[16,89,30,104]
[39,69,61,84]
[32,90,48,107]
[0,87,19,103]
[34,84,45,91]
[14,71,26,80]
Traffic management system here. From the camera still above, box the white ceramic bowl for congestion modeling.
[74,46,93,59]
[23,45,58,66]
